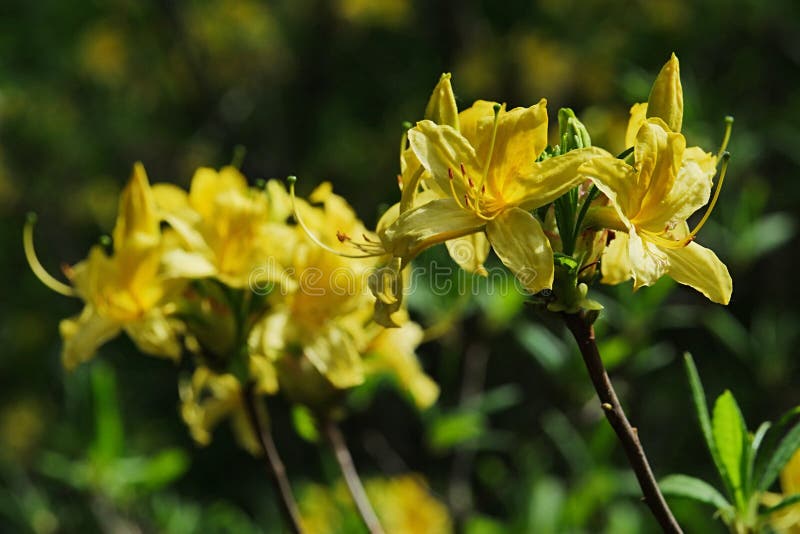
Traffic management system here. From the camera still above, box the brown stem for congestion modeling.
[242,387,305,534]
[323,420,385,534]
[562,311,683,534]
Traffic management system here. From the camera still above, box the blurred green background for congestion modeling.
[2,0,799,532]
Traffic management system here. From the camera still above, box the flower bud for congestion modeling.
[647,53,683,133]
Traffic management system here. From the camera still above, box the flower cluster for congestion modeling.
[26,163,438,449]
[357,53,732,324]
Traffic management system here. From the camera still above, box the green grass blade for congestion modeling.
[758,420,800,492]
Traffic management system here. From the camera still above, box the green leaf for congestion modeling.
[754,406,800,489]
[659,474,732,511]
[747,421,772,497]
[684,354,734,499]
[712,390,748,507]
[758,419,800,492]
[427,411,485,452]
[291,405,320,443]
[760,493,800,516]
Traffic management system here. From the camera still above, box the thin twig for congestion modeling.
[323,419,385,534]
[242,387,305,534]
[562,311,683,534]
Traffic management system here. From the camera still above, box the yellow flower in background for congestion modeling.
[179,366,260,454]
[251,182,438,409]
[300,474,452,534]
[26,163,189,368]
[390,98,607,293]
[153,166,295,288]
[581,54,732,304]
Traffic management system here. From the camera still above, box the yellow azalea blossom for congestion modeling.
[250,183,381,396]
[385,98,607,293]
[300,474,452,534]
[153,166,296,288]
[26,163,189,368]
[179,366,260,454]
[252,183,438,409]
[581,54,732,304]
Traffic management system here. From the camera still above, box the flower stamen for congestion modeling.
[23,213,75,297]
[287,176,382,259]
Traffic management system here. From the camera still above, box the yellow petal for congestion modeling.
[446,233,490,276]
[113,162,159,249]
[125,307,183,360]
[485,100,549,196]
[424,73,459,129]
[625,102,648,149]
[509,146,609,209]
[59,307,121,370]
[600,232,633,285]
[408,120,482,201]
[628,228,669,289]
[636,128,686,229]
[458,100,499,151]
[664,241,732,304]
[640,145,717,230]
[579,156,639,219]
[188,166,248,218]
[646,53,683,133]
[486,207,554,293]
[381,198,486,262]
[368,259,405,328]
[305,326,364,388]
[250,354,279,395]
[160,248,217,279]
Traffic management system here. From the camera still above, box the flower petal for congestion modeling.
[486,101,550,196]
[664,241,732,304]
[646,53,683,133]
[59,307,121,370]
[113,163,160,249]
[125,307,183,360]
[628,229,669,289]
[424,73,459,129]
[486,207,554,293]
[510,147,610,209]
[446,233,490,276]
[408,121,482,201]
[579,156,639,220]
[600,232,633,285]
[381,198,486,262]
[625,102,648,149]
[640,145,716,229]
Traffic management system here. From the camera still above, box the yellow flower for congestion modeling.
[178,366,260,454]
[386,98,607,293]
[580,55,732,304]
[153,166,295,288]
[300,474,452,534]
[26,163,187,368]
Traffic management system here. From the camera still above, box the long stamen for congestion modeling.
[717,116,734,159]
[287,177,380,259]
[687,151,730,240]
[479,103,503,190]
[23,213,75,297]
